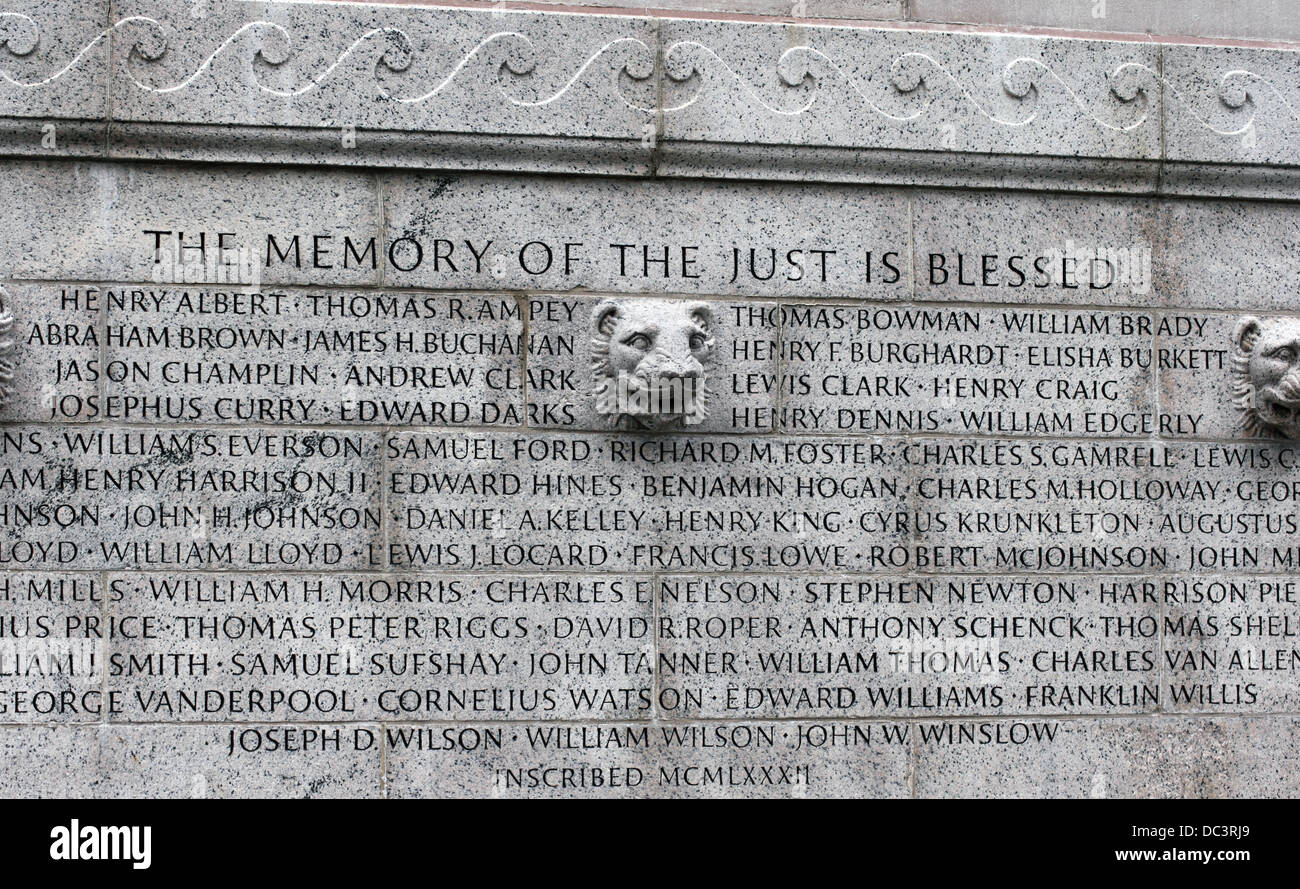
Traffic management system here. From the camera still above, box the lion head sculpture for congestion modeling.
[591,298,715,431]
[0,287,14,414]
[1233,315,1300,440]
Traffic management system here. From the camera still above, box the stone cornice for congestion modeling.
[0,0,1297,196]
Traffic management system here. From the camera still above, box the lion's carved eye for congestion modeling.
[689,332,707,350]
[623,333,652,350]
[1272,346,1297,362]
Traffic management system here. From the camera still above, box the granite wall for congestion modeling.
[1,0,1299,798]
[336,1,1300,44]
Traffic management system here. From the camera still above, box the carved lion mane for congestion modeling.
[590,298,715,431]
[1232,315,1300,440]
[0,286,14,413]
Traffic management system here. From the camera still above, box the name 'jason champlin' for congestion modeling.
[49,819,151,870]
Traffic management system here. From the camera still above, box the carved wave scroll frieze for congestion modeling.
[657,41,1155,129]
[1,9,662,137]
[1,5,1299,164]
[111,21,658,112]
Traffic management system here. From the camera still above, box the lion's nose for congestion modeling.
[653,357,702,380]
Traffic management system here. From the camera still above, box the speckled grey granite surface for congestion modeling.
[915,717,1300,798]
[0,156,1298,795]
[2,0,1300,800]
[0,161,382,285]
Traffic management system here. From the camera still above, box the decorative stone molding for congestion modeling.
[591,299,715,432]
[1232,315,1300,441]
[1,0,1299,194]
